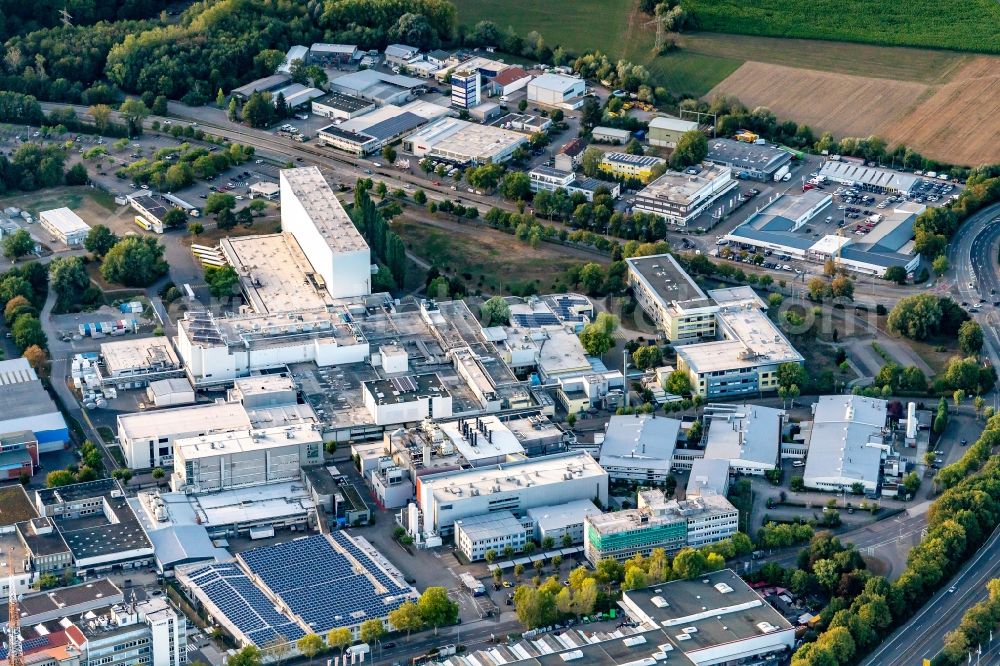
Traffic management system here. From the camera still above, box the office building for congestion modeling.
[39,207,90,246]
[0,578,122,630]
[527,73,586,105]
[526,499,602,546]
[529,166,620,202]
[454,511,528,561]
[170,423,323,494]
[403,118,527,165]
[702,403,784,475]
[410,451,608,538]
[632,163,738,227]
[648,116,699,148]
[625,254,718,342]
[704,138,792,182]
[280,167,371,299]
[599,152,667,183]
[0,358,69,452]
[65,596,187,666]
[620,569,796,666]
[598,414,681,482]
[803,395,890,495]
[450,69,480,109]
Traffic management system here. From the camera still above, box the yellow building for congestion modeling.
[598,151,666,184]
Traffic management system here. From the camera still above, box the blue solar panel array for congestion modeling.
[512,312,560,328]
[0,635,50,659]
[239,533,410,633]
[550,296,589,322]
[187,563,304,647]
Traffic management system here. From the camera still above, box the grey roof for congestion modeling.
[454,511,525,541]
[804,395,887,487]
[313,91,374,113]
[704,403,783,467]
[531,165,571,179]
[0,372,63,421]
[819,161,919,193]
[603,152,665,168]
[385,43,419,58]
[705,138,792,174]
[626,253,712,306]
[686,458,731,498]
[600,414,680,473]
[148,525,229,569]
[331,69,423,94]
[148,377,193,398]
[363,111,427,141]
[837,246,913,269]
[318,124,376,145]
[0,485,38,526]
[231,73,291,97]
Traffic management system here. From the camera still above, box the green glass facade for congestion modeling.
[586,517,687,563]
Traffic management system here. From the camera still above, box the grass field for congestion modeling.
[682,0,1000,54]
[0,187,118,219]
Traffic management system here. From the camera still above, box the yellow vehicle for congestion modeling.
[735,130,759,143]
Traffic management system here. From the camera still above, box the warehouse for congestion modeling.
[403,117,527,165]
[819,160,920,194]
[127,192,170,233]
[308,43,358,66]
[99,337,183,388]
[384,43,419,66]
[488,66,532,96]
[280,167,371,298]
[317,108,428,156]
[723,190,834,258]
[648,116,699,148]
[0,358,69,452]
[310,91,376,120]
[804,395,890,495]
[528,166,620,202]
[231,74,291,101]
[329,69,423,105]
[705,138,792,181]
[39,207,90,246]
[621,569,796,665]
[592,126,631,145]
[411,450,608,537]
[599,414,680,482]
[702,403,784,475]
[527,73,586,106]
[271,83,325,110]
[599,152,666,183]
[632,163,738,226]
[277,45,308,74]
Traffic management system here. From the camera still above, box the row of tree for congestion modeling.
[352,181,406,288]
[0,262,49,353]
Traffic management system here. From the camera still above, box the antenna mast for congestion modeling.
[6,549,24,666]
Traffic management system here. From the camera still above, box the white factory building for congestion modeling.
[803,395,891,495]
[632,163,738,227]
[402,118,527,165]
[279,167,371,299]
[598,414,680,482]
[39,207,90,246]
[527,73,586,106]
[361,374,454,426]
[118,401,252,469]
[408,450,608,539]
[170,422,323,494]
[702,403,784,475]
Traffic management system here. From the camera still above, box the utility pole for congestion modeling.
[59,6,73,27]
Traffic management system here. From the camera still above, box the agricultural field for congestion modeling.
[681,0,1000,54]
[0,187,118,221]
[709,58,1000,165]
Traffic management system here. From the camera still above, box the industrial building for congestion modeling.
[803,395,890,494]
[127,192,172,233]
[270,83,325,110]
[819,160,920,194]
[403,118,527,165]
[822,203,924,277]
[118,401,251,469]
[454,511,529,561]
[450,69,481,109]
[648,116,699,148]
[705,138,792,181]
[310,91,376,120]
[496,112,552,134]
[316,106,429,155]
[39,207,90,246]
[178,532,416,650]
[632,163,738,227]
[626,257,803,397]
[686,458,731,498]
[145,378,195,407]
[527,73,586,106]
[384,43,420,66]
[99,337,183,389]
[526,499,602,546]
[592,126,632,144]
[231,73,291,100]
[0,430,38,480]
[584,490,738,563]
[277,45,308,73]
[529,166,621,202]
[702,403,784,475]
[0,358,69,452]
[406,450,608,541]
[280,167,371,298]
[599,152,666,183]
[598,414,681,482]
[489,67,532,96]
[361,373,454,426]
[35,479,154,575]
[308,43,358,66]
[620,569,796,666]
[329,69,424,105]
[0,578,122,630]
[0,486,70,596]
[724,190,833,257]
[248,181,280,200]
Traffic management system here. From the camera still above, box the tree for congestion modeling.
[119,97,150,136]
[387,600,423,639]
[777,363,806,389]
[49,256,91,309]
[580,147,604,177]
[189,222,204,236]
[417,586,457,634]
[227,646,262,666]
[932,255,949,276]
[101,237,168,287]
[669,130,708,169]
[295,634,324,665]
[228,97,239,122]
[112,468,133,485]
[518,99,528,112]
[12,316,46,351]
[22,345,47,375]
[887,293,942,340]
[413,189,427,205]
[89,104,113,134]
[205,265,239,299]
[632,345,663,370]
[46,470,76,487]
[65,163,88,186]
[85,225,118,257]
[830,275,854,300]
[206,192,237,216]
[359,619,384,647]
[665,370,692,395]
[959,320,984,356]
[381,145,397,164]
[151,467,166,482]
[579,312,618,356]
[500,171,532,200]
[514,585,558,629]
[481,295,511,326]
[326,628,352,658]
[159,208,187,230]
[884,265,907,284]
[3,229,34,260]
[236,208,254,227]
[672,548,708,579]
[4,296,34,325]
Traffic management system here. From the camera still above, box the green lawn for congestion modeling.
[681,0,1000,54]
[634,48,742,98]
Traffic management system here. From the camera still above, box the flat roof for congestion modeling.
[360,111,427,141]
[280,167,368,253]
[526,499,602,531]
[313,91,374,113]
[530,72,584,93]
[221,233,335,313]
[650,116,699,132]
[13,579,122,623]
[180,309,362,353]
[626,253,712,308]
[603,152,666,168]
[40,207,89,234]
[804,395,888,487]
[173,422,321,461]
[148,377,193,398]
[704,403,783,466]
[407,117,526,161]
[686,458,731,498]
[311,43,357,54]
[232,73,291,97]
[0,485,38,526]
[118,401,251,442]
[47,487,153,561]
[127,192,170,222]
[706,138,792,173]
[363,373,448,405]
[676,308,803,374]
[819,161,920,192]
[636,163,731,205]
[16,517,70,556]
[454,510,525,541]
[537,329,592,376]
[421,451,605,499]
[440,416,525,462]
[600,414,680,473]
[624,569,792,651]
[101,337,179,374]
[593,126,632,139]
[727,191,832,251]
[0,380,63,422]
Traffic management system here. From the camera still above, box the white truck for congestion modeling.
[460,572,485,596]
